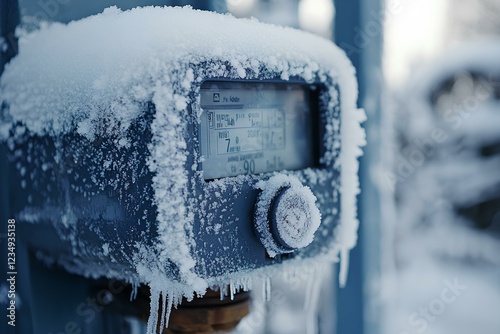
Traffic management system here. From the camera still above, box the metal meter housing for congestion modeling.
[190,78,340,278]
[1,7,350,286]
[7,75,341,282]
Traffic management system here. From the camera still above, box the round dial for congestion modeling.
[254,174,321,257]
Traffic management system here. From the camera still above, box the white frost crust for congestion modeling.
[338,104,366,287]
[274,185,320,249]
[0,6,365,330]
[255,174,321,256]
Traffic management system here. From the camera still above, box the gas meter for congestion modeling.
[1,5,365,330]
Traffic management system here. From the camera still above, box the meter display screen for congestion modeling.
[200,81,317,179]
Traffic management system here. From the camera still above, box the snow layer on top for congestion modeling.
[1,5,359,141]
[1,6,365,331]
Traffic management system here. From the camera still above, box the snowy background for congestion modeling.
[381,1,500,334]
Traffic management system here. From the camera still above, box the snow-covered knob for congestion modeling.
[254,175,321,257]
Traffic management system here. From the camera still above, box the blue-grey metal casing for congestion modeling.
[7,75,341,283]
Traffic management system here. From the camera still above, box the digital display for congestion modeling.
[200,81,317,179]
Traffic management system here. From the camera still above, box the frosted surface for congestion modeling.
[274,186,320,249]
[0,6,365,332]
[254,174,321,256]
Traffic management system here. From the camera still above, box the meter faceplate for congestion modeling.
[190,79,340,279]
[199,81,319,179]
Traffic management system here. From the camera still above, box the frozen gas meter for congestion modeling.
[1,6,365,302]
[200,81,323,258]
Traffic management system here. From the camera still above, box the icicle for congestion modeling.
[303,269,315,312]
[158,291,167,331]
[304,265,324,334]
[339,248,350,287]
[130,281,139,302]
[158,290,174,332]
[219,283,225,301]
[146,289,160,334]
[146,289,177,334]
[241,277,252,291]
[262,276,272,302]
[230,281,236,300]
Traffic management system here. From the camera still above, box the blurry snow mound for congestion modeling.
[385,39,500,334]
[400,38,500,140]
[396,38,500,248]
[1,6,365,333]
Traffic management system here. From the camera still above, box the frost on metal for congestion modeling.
[254,174,322,257]
[0,6,365,331]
